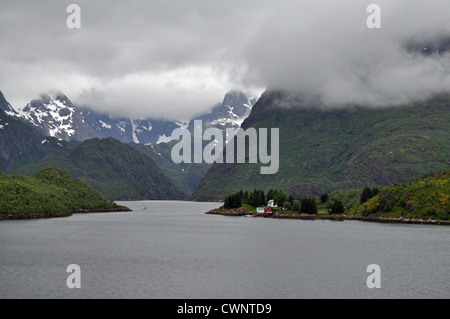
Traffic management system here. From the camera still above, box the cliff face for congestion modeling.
[0,109,72,173]
[0,91,17,115]
[191,90,450,201]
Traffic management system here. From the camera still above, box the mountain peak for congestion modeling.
[222,90,250,108]
[0,91,18,116]
[8,90,257,145]
[19,90,97,142]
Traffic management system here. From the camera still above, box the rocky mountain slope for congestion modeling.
[191,90,450,201]
[131,141,212,196]
[15,137,187,201]
[10,90,255,145]
[0,92,74,173]
[1,89,256,199]
[15,91,98,141]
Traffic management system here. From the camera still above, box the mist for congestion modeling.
[241,0,450,107]
[1,0,450,119]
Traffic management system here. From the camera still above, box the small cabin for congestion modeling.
[256,207,265,214]
[237,207,245,214]
[256,207,272,214]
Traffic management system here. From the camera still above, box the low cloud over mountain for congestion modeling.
[2,0,450,117]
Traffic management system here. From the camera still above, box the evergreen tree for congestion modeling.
[274,191,287,207]
[288,195,294,205]
[243,191,249,204]
[259,190,266,206]
[224,195,230,209]
[231,194,237,208]
[360,187,375,204]
[331,200,345,214]
[267,189,276,201]
[372,187,380,196]
[248,191,259,207]
[301,197,318,215]
[292,200,301,212]
[320,193,329,204]
[235,193,242,208]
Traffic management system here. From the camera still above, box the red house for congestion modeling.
[264,207,272,213]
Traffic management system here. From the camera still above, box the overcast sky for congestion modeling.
[1,0,450,120]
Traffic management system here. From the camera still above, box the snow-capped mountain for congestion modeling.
[79,109,184,145]
[14,91,97,141]
[4,90,256,145]
[193,90,255,130]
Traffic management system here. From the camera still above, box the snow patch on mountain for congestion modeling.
[131,119,140,144]
[3,89,258,145]
[176,121,190,130]
[18,95,76,139]
[208,103,251,128]
[99,120,112,129]
[116,123,126,134]
[157,134,173,144]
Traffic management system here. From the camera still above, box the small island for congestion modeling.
[207,171,450,226]
[0,167,131,220]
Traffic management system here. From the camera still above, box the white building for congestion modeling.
[256,207,265,214]
[267,200,278,208]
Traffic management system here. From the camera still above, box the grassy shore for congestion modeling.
[0,167,130,220]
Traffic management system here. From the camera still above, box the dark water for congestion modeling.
[0,201,449,299]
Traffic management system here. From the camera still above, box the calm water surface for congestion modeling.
[0,201,449,299]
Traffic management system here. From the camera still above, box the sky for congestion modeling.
[1,0,450,120]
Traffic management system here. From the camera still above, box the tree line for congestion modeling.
[224,189,287,209]
[223,186,382,215]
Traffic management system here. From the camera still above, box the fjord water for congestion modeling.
[0,201,448,299]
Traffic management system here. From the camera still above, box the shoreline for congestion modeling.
[0,207,132,221]
[206,210,450,226]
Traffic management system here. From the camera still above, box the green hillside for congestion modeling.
[131,141,212,196]
[0,167,128,216]
[15,137,187,201]
[192,91,450,201]
[351,170,450,220]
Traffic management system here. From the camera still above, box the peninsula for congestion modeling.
[0,167,130,220]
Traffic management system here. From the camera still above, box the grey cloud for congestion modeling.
[1,0,450,119]
[241,0,450,107]
[0,0,266,119]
